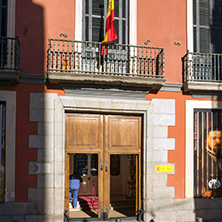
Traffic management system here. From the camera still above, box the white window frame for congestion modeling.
[7,0,16,37]
[75,0,137,45]
[187,0,194,53]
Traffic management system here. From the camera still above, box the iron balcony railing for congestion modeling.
[0,36,20,71]
[47,39,164,78]
[183,51,222,82]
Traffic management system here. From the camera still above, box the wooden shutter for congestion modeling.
[199,0,210,53]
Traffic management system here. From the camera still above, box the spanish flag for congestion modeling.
[101,0,117,56]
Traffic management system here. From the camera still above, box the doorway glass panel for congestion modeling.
[69,154,99,218]
[110,154,137,218]
[74,154,88,176]
[91,154,98,176]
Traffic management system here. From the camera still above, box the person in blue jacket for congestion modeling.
[69,169,83,208]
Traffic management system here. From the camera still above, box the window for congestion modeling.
[193,0,222,53]
[194,109,222,198]
[83,0,129,44]
[0,0,7,67]
[0,102,6,202]
[0,0,7,37]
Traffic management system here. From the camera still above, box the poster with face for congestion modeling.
[194,109,222,198]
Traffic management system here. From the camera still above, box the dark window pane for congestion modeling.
[199,0,210,26]
[114,0,119,17]
[113,20,119,43]
[91,154,98,176]
[92,17,102,42]
[74,154,88,176]
[122,20,126,44]
[193,0,197,24]
[110,155,120,176]
[212,0,222,27]
[193,27,197,52]
[85,16,89,41]
[122,0,126,18]
[212,28,222,53]
[1,8,7,36]
[0,1,7,37]
[200,28,210,53]
[2,0,7,6]
[92,0,104,16]
[85,0,89,14]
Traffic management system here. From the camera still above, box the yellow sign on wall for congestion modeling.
[155,165,173,173]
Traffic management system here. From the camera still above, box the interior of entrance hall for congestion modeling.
[68,153,137,218]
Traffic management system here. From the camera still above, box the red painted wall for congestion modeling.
[15,0,75,76]
[13,0,189,201]
[146,92,221,198]
[10,0,214,201]
[6,84,64,202]
[137,0,187,84]
[146,92,189,199]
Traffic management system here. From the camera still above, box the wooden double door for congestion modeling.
[65,113,142,219]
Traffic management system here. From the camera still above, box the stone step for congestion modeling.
[69,201,81,211]
[79,195,99,210]
[110,199,135,209]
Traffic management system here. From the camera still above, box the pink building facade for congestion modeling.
[0,0,222,221]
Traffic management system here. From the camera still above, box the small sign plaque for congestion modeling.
[155,165,173,173]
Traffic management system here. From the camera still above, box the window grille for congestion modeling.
[194,109,222,198]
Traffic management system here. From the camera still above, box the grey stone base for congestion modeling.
[0,202,63,222]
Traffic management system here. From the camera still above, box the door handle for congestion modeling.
[105,161,108,172]
[100,160,103,171]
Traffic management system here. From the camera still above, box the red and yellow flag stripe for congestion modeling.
[102,0,117,55]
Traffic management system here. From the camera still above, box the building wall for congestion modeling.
[15,0,75,75]
[137,0,187,84]
[0,0,222,221]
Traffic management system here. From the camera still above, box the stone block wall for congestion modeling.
[3,93,221,222]
[143,99,194,222]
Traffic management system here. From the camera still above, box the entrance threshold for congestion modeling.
[65,216,138,222]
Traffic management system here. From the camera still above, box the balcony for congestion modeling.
[0,37,20,86]
[47,39,166,92]
[183,51,222,94]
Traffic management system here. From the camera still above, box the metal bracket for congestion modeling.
[105,161,108,172]
[144,38,151,45]
[60,31,68,38]
[137,208,144,221]
[174,41,182,46]
[100,160,103,171]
